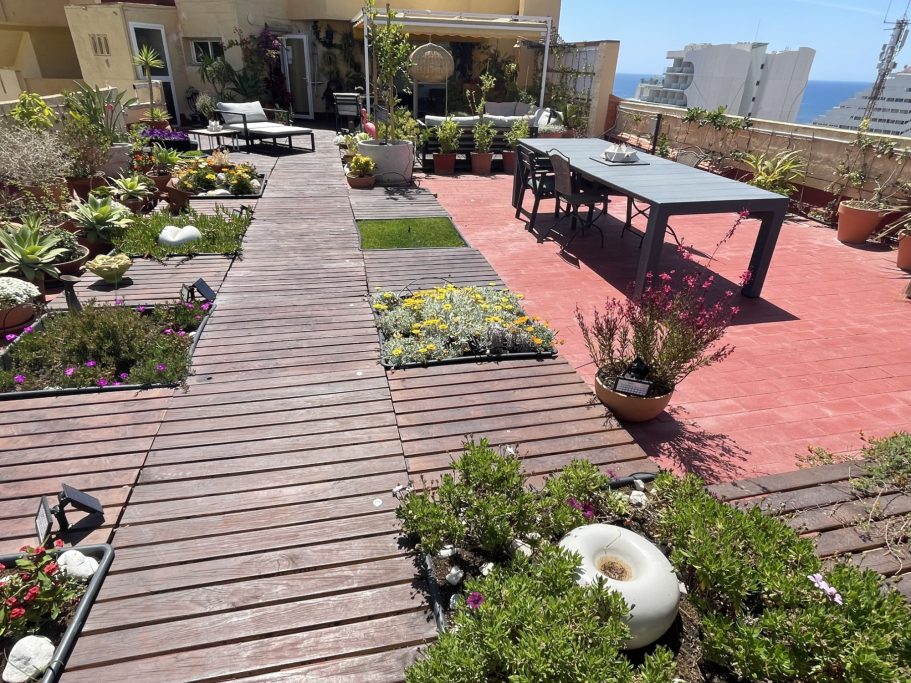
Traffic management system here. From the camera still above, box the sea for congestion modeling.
[613,73,871,124]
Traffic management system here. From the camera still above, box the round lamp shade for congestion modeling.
[408,43,454,83]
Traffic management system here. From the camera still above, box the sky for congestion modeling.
[558,0,907,81]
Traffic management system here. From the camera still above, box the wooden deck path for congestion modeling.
[709,463,911,601]
[349,185,449,220]
[364,247,503,292]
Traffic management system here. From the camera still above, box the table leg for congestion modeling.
[742,203,787,298]
[511,145,525,210]
[634,206,671,296]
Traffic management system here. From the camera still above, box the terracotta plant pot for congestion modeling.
[141,119,170,131]
[433,152,457,175]
[897,234,911,271]
[0,303,36,335]
[470,151,493,175]
[346,174,376,189]
[66,176,105,200]
[121,197,145,214]
[594,373,673,422]
[166,181,191,215]
[501,150,517,175]
[19,182,68,208]
[53,219,79,235]
[146,173,173,195]
[53,244,91,278]
[77,236,113,258]
[836,201,889,244]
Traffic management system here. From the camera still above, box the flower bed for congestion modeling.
[396,440,911,682]
[111,206,250,258]
[1,544,114,683]
[138,128,198,152]
[175,157,265,199]
[0,299,212,396]
[372,284,557,368]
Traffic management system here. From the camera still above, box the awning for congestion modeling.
[353,8,553,112]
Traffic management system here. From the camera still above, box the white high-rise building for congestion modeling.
[814,68,911,136]
[635,42,815,122]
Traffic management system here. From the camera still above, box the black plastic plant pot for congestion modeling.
[0,544,114,683]
[158,139,199,153]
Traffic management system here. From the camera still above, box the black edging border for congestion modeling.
[0,544,114,683]
[0,302,216,401]
[419,473,658,634]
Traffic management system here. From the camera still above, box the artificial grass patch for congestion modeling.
[112,206,250,258]
[358,217,465,249]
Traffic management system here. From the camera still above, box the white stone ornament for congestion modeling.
[445,566,464,585]
[158,225,202,247]
[2,635,55,683]
[559,524,681,649]
[436,545,457,558]
[629,490,649,508]
[57,549,99,579]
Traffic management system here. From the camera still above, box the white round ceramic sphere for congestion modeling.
[559,523,680,649]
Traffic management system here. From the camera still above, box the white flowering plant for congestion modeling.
[0,277,40,309]
[371,284,557,367]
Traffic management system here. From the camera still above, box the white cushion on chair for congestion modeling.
[217,102,268,125]
[226,122,312,136]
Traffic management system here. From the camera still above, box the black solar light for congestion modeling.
[36,484,104,540]
[181,278,216,303]
[58,275,82,313]
[614,357,653,397]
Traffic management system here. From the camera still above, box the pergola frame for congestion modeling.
[352,7,553,116]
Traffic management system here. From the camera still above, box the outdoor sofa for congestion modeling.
[215,102,315,152]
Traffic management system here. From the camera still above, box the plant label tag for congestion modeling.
[35,497,52,543]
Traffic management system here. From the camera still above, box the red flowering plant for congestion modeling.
[0,541,85,639]
[576,212,751,397]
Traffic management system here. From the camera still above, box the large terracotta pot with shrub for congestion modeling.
[501,150,517,175]
[470,152,493,176]
[837,200,890,244]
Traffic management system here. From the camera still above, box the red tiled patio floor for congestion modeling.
[423,171,911,482]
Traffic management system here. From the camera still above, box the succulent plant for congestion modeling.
[86,252,132,284]
[111,174,154,201]
[64,194,133,244]
[0,219,66,282]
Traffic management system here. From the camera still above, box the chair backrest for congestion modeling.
[676,146,705,168]
[548,151,574,196]
[217,102,267,125]
[333,92,362,117]
[518,147,551,193]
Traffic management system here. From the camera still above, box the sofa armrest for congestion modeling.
[215,108,249,135]
[261,107,292,125]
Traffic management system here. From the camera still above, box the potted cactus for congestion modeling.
[432,116,460,175]
[346,154,377,189]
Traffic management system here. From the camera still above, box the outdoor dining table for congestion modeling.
[512,138,790,298]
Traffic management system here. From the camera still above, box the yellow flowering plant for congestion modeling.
[372,284,556,367]
[176,156,259,195]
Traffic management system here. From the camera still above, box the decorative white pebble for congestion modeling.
[372,498,383,507]
[437,545,457,558]
[2,636,54,683]
[445,566,464,585]
[57,549,99,579]
[629,490,649,508]
[480,562,494,576]
[633,478,646,491]
[510,538,533,557]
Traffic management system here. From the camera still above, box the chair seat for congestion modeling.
[226,123,313,136]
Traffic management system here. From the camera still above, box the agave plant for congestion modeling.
[150,144,184,174]
[64,194,133,244]
[111,174,154,201]
[0,219,66,282]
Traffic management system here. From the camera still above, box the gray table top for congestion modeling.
[520,137,788,209]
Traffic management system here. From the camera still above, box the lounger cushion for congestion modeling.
[217,102,268,125]
[226,122,312,136]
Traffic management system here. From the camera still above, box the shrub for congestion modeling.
[472,120,495,153]
[372,284,556,367]
[504,117,530,150]
[537,459,629,539]
[0,124,72,188]
[405,545,676,683]
[433,117,461,154]
[743,149,805,197]
[347,154,376,177]
[112,206,249,258]
[0,299,210,392]
[9,93,57,131]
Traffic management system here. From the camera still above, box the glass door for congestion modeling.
[129,23,180,122]
[280,35,314,120]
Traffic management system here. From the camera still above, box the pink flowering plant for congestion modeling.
[0,541,86,639]
[0,299,211,392]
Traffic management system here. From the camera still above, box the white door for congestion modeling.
[280,35,314,120]
[129,22,180,122]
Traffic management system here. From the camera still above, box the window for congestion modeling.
[90,34,110,56]
[189,39,224,65]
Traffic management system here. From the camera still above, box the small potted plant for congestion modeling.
[576,269,739,422]
[346,154,377,189]
[0,126,72,208]
[0,220,66,296]
[195,92,217,127]
[110,174,155,213]
[0,275,40,334]
[471,120,495,176]
[64,194,134,255]
[538,122,567,139]
[146,144,184,194]
[432,116,461,175]
[894,217,911,270]
[503,118,530,175]
[86,252,132,285]
[60,117,111,199]
[42,223,90,278]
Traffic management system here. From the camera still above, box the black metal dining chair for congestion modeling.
[514,147,556,230]
[542,150,604,252]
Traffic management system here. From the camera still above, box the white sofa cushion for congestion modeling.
[226,122,312,136]
[218,102,268,125]
[484,101,518,116]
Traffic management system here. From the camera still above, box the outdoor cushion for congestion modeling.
[217,102,268,125]
[485,101,519,116]
[226,122,312,136]
[484,115,513,128]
